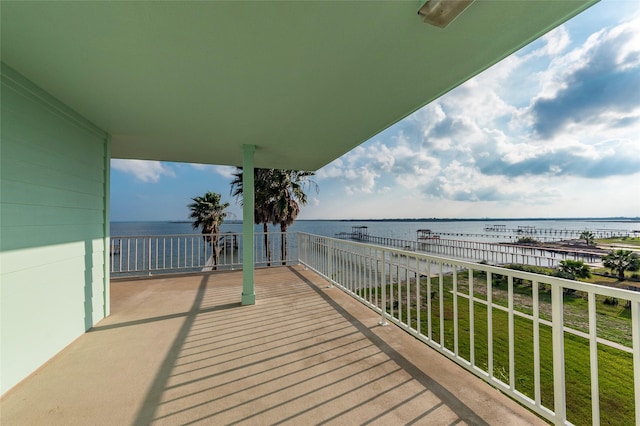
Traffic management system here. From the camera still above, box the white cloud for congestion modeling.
[111,159,175,183]
[611,16,640,71]
[189,164,237,179]
[317,151,383,194]
[307,4,640,218]
[344,167,378,194]
[189,163,212,171]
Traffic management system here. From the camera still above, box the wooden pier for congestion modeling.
[484,224,507,231]
[475,225,632,239]
[336,226,370,241]
[417,227,635,243]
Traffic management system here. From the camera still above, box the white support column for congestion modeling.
[241,145,256,305]
[103,134,111,317]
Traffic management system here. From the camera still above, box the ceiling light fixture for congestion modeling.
[418,0,475,28]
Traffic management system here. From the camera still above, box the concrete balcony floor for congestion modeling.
[1,266,546,425]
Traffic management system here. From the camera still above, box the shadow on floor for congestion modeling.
[131,267,490,425]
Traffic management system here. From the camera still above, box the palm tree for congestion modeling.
[558,259,591,280]
[230,168,278,266]
[269,170,317,265]
[602,249,640,280]
[188,191,230,269]
[580,230,595,246]
[230,168,317,266]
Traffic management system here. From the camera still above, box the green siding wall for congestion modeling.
[0,64,109,394]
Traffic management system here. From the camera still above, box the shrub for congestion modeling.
[517,236,539,244]
[555,270,574,280]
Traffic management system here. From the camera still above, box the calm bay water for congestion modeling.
[111,219,640,243]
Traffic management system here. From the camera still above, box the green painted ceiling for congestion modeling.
[1,1,597,170]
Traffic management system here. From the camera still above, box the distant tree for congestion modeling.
[580,230,595,246]
[188,191,229,269]
[602,250,640,280]
[558,259,591,280]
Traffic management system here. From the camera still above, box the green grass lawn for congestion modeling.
[359,272,635,425]
[596,236,640,247]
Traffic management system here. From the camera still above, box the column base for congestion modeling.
[241,292,256,305]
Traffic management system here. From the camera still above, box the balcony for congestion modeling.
[2,233,638,425]
[0,266,546,425]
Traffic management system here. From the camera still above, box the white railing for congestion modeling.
[297,233,640,426]
[110,232,298,276]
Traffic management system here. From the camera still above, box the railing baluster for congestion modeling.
[427,260,432,342]
[533,280,541,407]
[588,291,600,426]
[416,256,421,334]
[328,239,334,287]
[366,254,371,305]
[374,252,379,308]
[397,261,401,321]
[406,255,410,327]
[439,262,444,347]
[508,275,515,391]
[389,259,395,318]
[357,249,361,297]
[453,264,459,356]
[469,267,475,366]
[110,239,115,272]
[551,284,567,425]
[488,271,493,380]
[379,253,387,326]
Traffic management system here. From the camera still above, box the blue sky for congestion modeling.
[111,0,640,222]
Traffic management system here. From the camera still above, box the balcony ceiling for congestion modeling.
[1,1,597,170]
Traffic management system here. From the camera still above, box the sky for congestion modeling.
[111,0,640,222]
